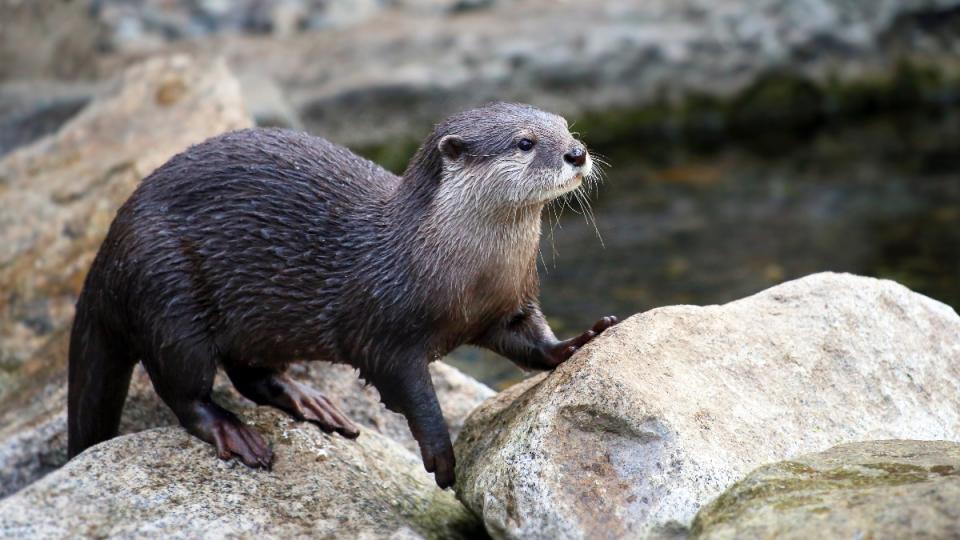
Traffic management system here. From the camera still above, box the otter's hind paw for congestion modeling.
[186,402,273,469]
[285,381,361,439]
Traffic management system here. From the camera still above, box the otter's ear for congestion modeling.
[438,135,466,160]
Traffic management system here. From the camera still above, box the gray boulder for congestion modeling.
[0,408,483,539]
[692,440,960,540]
[454,272,960,539]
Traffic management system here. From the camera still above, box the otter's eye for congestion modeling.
[517,138,535,152]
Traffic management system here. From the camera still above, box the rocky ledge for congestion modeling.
[5,0,960,156]
[4,271,956,539]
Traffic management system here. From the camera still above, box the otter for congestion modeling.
[67,102,616,488]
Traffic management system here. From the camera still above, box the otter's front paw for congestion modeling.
[421,439,456,489]
[547,315,619,366]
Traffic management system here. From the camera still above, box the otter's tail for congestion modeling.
[67,292,136,459]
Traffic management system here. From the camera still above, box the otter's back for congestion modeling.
[101,128,398,353]
[134,128,397,216]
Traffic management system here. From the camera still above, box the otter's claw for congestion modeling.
[590,316,619,335]
[289,384,361,439]
[212,420,273,469]
[265,377,360,439]
[227,369,361,440]
[545,315,619,366]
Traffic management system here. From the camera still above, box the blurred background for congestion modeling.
[1,0,958,389]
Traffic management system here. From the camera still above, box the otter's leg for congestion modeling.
[142,336,273,468]
[225,365,360,439]
[474,301,618,370]
[368,361,454,489]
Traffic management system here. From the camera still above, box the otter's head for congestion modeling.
[406,102,594,214]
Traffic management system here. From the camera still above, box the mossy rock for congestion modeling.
[692,440,960,540]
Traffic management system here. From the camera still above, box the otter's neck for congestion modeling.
[422,202,544,269]
[385,165,544,304]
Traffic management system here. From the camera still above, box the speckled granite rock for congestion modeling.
[692,440,960,540]
[454,273,960,539]
[0,408,484,539]
[0,359,492,500]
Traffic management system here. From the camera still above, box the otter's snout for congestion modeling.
[564,145,587,168]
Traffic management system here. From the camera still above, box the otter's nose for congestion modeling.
[564,145,587,167]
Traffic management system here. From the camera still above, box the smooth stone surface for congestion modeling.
[454,272,960,539]
[692,440,960,540]
[0,408,484,539]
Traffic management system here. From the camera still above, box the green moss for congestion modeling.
[931,464,958,476]
[778,461,816,475]
[728,73,825,134]
[409,489,487,540]
[824,61,950,115]
[576,59,960,157]
[771,494,825,512]
[861,462,928,475]
[691,460,938,537]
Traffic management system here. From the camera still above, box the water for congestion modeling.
[448,109,960,388]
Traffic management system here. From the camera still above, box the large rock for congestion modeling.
[691,440,960,539]
[454,273,960,539]
[0,408,483,539]
[0,53,245,487]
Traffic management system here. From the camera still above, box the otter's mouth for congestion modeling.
[538,157,593,202]
[559,172,585,192]
[534,175,582,203]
